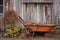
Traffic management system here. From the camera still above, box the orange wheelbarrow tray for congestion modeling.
[24,23,56,32]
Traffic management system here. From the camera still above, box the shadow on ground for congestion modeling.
[0,32,60,40]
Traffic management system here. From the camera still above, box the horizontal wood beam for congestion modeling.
[22,0,53,4]
[23,2,53,4]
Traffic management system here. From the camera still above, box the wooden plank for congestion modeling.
[0,15,4,31]
[22,0,53,4]
[24,4,37,22]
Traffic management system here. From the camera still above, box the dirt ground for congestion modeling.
[0,33,60,40]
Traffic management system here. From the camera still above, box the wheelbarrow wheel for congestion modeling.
[25,28,32,37]
[21,28,31,38]
[20,28,27,38]
[25,29,35,37]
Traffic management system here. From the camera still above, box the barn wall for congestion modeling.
[0,0,60,31]
[52,0,60,28]
[11,0,60,28]
[22,0,53,24]
[22,0,53,3]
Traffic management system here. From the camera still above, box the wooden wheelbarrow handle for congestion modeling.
[18,16,25,25]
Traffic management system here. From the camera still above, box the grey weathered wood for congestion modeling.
[0,15,4,31]
[0,0,60,29]
[24,4,37,22]
[22,0,53,3]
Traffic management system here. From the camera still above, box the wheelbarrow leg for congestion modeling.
[32,31,34,37]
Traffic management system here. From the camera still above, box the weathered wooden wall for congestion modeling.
[13,0,60,28]
[22,0,53,3]
[52,0,60,28]
[0,15,4,31]
[5,0,60,28]
[0,0,60,31]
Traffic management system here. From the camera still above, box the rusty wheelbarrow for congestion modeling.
[18,16,56,36]
[24,23,56,36]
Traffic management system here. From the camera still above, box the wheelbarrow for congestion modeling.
[23,23,56,36]
[18,16,56,37]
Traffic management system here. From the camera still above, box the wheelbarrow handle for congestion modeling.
[18,16,25,25]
